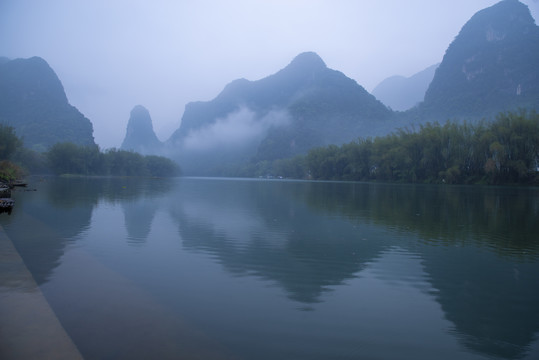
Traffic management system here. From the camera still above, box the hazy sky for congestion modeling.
[1,0,538,148]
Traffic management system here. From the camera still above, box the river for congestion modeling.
[1,177,538,359]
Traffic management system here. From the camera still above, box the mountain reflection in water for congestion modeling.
[1,177,538,360]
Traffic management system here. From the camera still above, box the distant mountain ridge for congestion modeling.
[166,52,392,175]
[169,52,390,143]
[2,0,537,178]
[0,56,95,151]
[372,64,438,111]
[162,0,539,176]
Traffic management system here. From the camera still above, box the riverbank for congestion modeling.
[0,225,83,360]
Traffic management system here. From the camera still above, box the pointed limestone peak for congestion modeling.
[1,56,69,104]
[121,105,162,154]
[453,0,536,48]
[423,0,539,117]
[286,52,327,72]
[128,105,154,132]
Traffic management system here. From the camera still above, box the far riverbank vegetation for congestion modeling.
[2,110,539,185]
[252,110,539,185]
[0,124,180,181]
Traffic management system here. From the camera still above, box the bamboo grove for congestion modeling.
[269,111,539,185]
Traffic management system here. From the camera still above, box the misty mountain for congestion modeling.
[3,0,536,179]
[0,56,95,151]
[372,63,438,111]
[163,0,539,176]
[120,105,163,154]
[419,0,539,119]
[166,52,392,175]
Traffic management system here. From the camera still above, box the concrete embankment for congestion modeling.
[0,225,84,360]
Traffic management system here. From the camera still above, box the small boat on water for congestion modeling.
[10,180,27,187]
[0,179,28,189]
[0,197,14,214]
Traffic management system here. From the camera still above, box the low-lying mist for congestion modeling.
[181,106,291,153]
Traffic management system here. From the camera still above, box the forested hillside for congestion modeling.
[166,52,392,175]
[420,0,539,120]
[0,57,95,151]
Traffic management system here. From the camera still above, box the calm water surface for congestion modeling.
[1,177,539,360]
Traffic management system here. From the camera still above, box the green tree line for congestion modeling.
[258,111,539,185]
[0,124,180,179]
[46,143,181,177]
[0,123,26,182]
